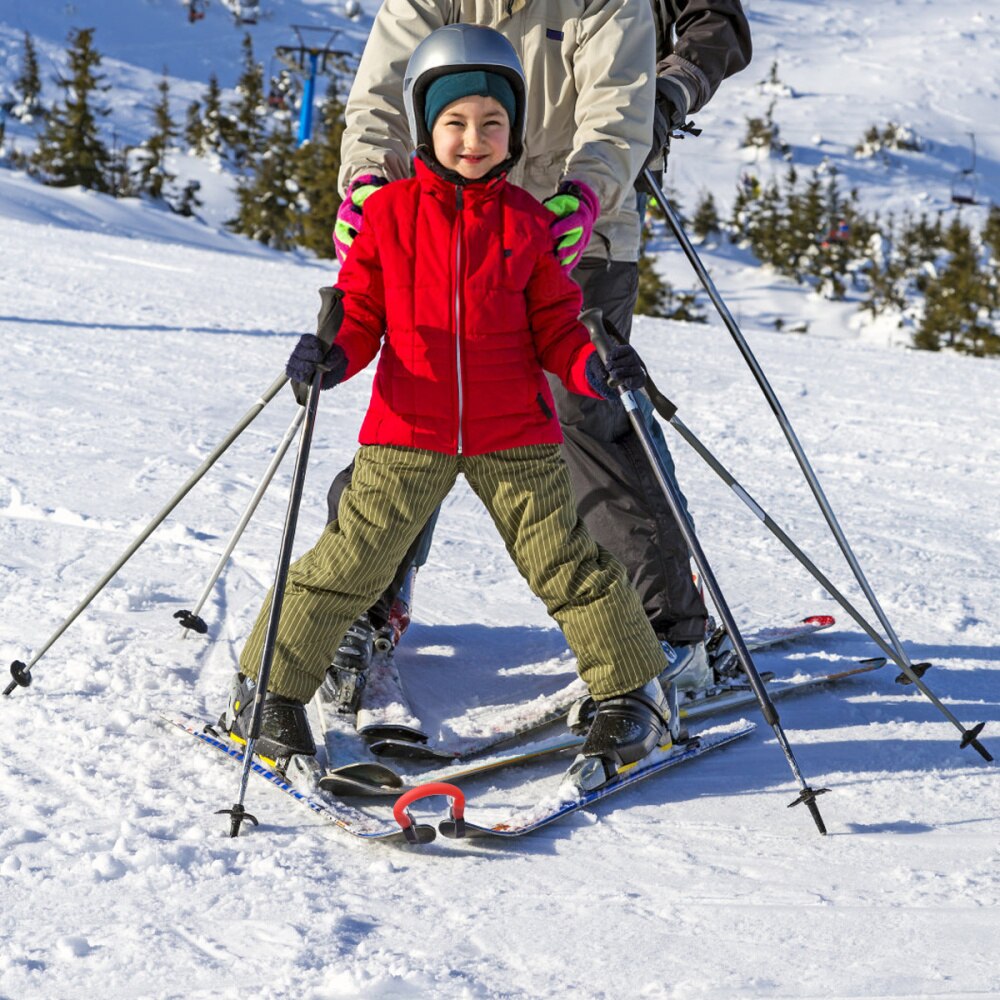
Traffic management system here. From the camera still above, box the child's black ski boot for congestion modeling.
[221,673,316,769]
[321,613,375,713]
[568,679,673,791]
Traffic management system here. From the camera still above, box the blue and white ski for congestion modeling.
[437,721,757,839]
[161,713,428,842]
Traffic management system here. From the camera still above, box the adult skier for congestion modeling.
[326,0,752,708]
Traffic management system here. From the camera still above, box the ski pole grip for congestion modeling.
[315,286,344,349]
[580,308,613,365]
[292,287,346,405]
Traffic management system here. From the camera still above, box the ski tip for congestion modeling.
[802,614,836,628]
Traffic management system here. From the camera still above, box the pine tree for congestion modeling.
[185,73,228,157]
[982,204,1000,265]
[860,215,897,317]
[916,218,998,356]
[635,242,673,318]
[14,32,44,121]
[228,110,300,249]
[173,179,203,218]
[294,76,348,258]
[729,172,760,245]
[31,28,112,192]
[184,99,205,154]
[750,178,784,267]
[229,34,266,168]
[741,100,789,158]
[634,229,705,323]
[896,211,944,295]
[133,74,176,200]
[106,129,136,198]
[690,191,721,242]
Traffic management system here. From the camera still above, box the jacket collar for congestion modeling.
[413,153,508,203]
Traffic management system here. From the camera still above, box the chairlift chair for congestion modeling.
[950,132,979,207]
[236,0,259,25]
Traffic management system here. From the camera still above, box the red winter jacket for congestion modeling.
[333,157,600,456]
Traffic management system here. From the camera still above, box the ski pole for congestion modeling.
[642,376,925,676]
[175,406,306,637]
[221,286,344,837]
[641,166,991,763]
[219,367,325,838]
[4,373,290,698]
[582,309,830,835]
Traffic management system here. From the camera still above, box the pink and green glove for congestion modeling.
[333,174,388,263]
[542,179,600,271]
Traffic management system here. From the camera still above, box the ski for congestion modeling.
[367,614,838,761]
[319,657,884,796]
[680,656,884,721]
[320,731,584,797]
[437,721,756,839]
[354,644,429,745]
[161,713,427,842]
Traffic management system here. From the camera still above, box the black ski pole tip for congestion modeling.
[4,660,32,696]
[959,723,993,762]
[217,803,259,838]
[787,786,830,836]
[174,610,208,634]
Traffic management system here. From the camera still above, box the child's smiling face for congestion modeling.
[431,95,511,180]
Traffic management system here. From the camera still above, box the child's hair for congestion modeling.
[423,70,517,131]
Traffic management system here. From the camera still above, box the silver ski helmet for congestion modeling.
[403,24,527,163]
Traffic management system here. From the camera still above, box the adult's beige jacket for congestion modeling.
[339,1,749,261]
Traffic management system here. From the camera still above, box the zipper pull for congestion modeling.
[456,185,464,210]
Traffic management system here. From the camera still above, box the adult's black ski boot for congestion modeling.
[321,613,375,714]
[221,673,316,770]
[568,679,673,792]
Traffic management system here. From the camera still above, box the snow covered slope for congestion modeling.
[2,188,999,999]
[1,2,999,998]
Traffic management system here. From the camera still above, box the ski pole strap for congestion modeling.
[641,377,678,422]
[393,782,466,843]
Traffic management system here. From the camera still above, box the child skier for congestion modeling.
[224,25,672,790]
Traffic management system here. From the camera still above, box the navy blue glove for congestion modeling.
[585,343,646,400]
[286,335,348,390]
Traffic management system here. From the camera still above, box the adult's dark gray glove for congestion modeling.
[286,335,348,389]
[644,77,688,173]
[585,343,646,400]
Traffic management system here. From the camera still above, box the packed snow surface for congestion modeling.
[1,1,999,998]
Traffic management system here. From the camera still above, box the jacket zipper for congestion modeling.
[454,184,465,454]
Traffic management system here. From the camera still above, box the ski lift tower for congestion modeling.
[276,25,355,146]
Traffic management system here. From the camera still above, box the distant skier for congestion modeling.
[225,27,675,788]
[325,0,753,703]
